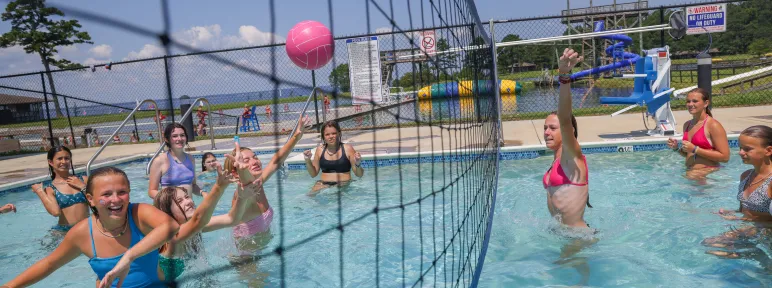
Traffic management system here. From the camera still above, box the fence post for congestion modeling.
[163,55,175,123]
[659,6,665,47]
[490,19,504,145]
[62,96,76,148]
[132,114,139,141]
[311,70,321,128]
[41,72,55,148]
[697,52,712,111]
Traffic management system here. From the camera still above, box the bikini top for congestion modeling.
[737,171,772,213]
[160,152,195,187]
[543,155,592,208]
[320,144,352,174]
[683,117,714,150]
[54,186,88,209]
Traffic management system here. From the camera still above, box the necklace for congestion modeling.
[326,145,339,156]
[97,218,128,239]
[750,171,772,187]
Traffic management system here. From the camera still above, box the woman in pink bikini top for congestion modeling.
[542,48,592,229]
[667,88,730,176]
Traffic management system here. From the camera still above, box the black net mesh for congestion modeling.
[0,0,500,287]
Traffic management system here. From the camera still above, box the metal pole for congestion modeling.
[567,0,571,46]
[490,19,504,145]
[311,70,321,129]
[132,114,139,141]
[163,56,175,123]
[41,72,55,148]
[62,96,76,148]
[638,0,643,53]
[697,52,712,111]
[659,6,665,47]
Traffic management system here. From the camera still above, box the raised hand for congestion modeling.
[66,176,86,190]
[558,48,583,74]
[295,115,312,136]
[303,149,313,160]
[31,183,45,195]
[224,141,255,185]
[354,152,362,165]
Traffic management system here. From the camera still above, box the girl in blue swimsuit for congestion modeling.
[4,166,179,288]
[30,146,90,232]
[148,123,204,199]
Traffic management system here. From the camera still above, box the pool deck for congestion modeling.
[1,104,770,186]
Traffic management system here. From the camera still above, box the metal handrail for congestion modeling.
[145,98,216,175]
[277,87,322,179]
[87,99,163,177]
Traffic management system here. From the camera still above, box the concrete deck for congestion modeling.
[1,105,770,186]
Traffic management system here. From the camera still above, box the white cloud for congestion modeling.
[172,24,284,51]
[60,45,78,53]
[83,58,103,66]
[89,44,112,58]
[0,46,24,56]
[125,44,165,60]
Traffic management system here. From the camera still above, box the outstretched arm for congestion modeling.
[172,164,231,242]
[204,178,263,232]
[262,115,312,181]
[31,184,61,217]
[557,48,583,159]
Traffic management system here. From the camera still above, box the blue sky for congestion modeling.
[0,0,693,76]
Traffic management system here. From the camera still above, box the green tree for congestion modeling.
[0,0,92,117]
[748,39,772,57]
[328,63,350,92]
[431,38,458,73]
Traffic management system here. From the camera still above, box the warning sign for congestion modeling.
[419,30,436,55]
[686,4,727,35]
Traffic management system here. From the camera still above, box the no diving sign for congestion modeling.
[420,30,436,55]
[686,4,727,35]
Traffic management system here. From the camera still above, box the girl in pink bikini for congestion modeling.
[667,88,730,181]
[544,48,592,230]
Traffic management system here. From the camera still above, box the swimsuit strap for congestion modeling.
[89,217,97,258]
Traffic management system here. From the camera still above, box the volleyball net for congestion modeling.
[0,0,500,286]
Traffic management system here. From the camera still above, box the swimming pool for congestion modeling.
[0,146,767,287]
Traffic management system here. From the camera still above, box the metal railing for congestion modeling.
[145,98,216,175]
[86,99,163,177]
[277,87,321,179]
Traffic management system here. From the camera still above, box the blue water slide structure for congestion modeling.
[570,22,640,80]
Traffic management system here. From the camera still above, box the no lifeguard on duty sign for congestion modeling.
[685,3,727,35]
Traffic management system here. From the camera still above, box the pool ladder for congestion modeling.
[86,99,165,177]
[144,98,217,175]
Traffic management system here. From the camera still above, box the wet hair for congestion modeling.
[688,88,712,117]
[321,120,342,146]
[549,112,578,139]
[84,166,130,217]
[201,152,217,172]
[163,123,188,149]
[47,146,74,180]
[741,125,772,160]
[153,186,201,253]
[224,147,254,174]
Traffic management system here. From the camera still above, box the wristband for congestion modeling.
[558,76,571,85]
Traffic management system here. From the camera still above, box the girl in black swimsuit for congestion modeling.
[303,120,363,194]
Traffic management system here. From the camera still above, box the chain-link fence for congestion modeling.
[489,0,771,123]
[0,0,770,153]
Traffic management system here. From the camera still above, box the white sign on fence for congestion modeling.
[686,4,727,35]
[346,36,384,105]
[419,30,436,55]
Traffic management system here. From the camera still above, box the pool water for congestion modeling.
[479,148,772,287]
[0,149,769,287]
